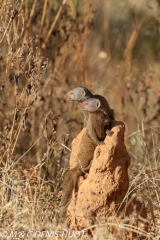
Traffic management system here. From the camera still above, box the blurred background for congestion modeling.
[0,0,160,176]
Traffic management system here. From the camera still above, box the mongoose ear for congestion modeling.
[96,99,101,109]
[81,88,86,97]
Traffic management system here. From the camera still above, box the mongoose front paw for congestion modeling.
[106,130,114,136]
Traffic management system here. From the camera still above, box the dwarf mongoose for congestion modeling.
[78,97,114,145]
[61,88,114,217]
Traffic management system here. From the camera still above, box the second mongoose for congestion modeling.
[61,95,114,215]
[78,97,114,145]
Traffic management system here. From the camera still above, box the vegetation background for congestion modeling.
[0,0,160,238]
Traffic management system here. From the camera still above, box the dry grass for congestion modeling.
[0,0,160,239]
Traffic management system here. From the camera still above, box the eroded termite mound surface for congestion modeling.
[67,121,148,239]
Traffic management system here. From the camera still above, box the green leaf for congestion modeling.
[130,137,136,146]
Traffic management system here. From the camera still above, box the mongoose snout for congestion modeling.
[78,102,89,108]
[64,92,74,100]
[78,98,101,112]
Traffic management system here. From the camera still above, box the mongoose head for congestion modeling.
[64,86,93,102]
[78,98,101,112]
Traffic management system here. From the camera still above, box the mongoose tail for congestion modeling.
[78,98,114,145]
[61,166,82,208]
[60,130,96,216]
[60,164,91,218]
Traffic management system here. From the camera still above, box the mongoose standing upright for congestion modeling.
[78,97,114,145]
[61,88,114,217]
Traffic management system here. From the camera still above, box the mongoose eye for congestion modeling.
[84,103,88,106]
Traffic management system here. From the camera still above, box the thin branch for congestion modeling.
[42,0,67,49]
